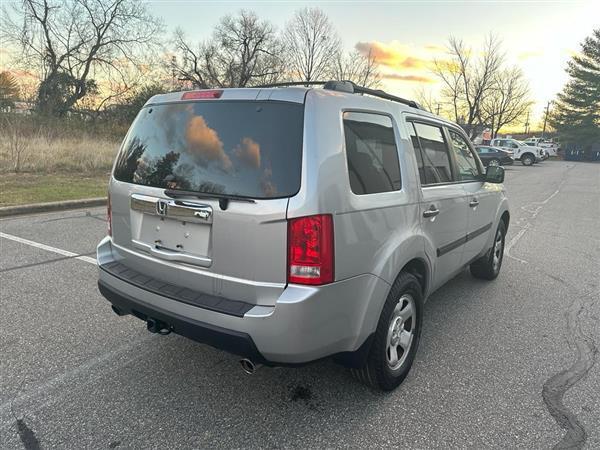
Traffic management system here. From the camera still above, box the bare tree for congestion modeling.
[413,87,440,115]
[283,7,341,83]
[77,60,153,121]
[481,67,532,137]
[333,49,381,88]
[172,11,282,88]
[432,58,464,122]
[172,30,210,89]
[1,0,163,116]
[433,35,503,138]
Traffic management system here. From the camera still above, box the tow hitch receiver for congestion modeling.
[147,318,172,335]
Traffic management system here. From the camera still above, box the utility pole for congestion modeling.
[436,103,440,115]
[524,111,530,135]
[542,101,551,138]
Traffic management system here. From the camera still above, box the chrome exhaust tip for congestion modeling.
[240,358,259,374]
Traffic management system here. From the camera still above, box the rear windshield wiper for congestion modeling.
[164,189,256,210]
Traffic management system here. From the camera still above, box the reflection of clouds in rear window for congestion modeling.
[260,166,277,196]
[185,115,232,171]
[114,101,302,198]
[234,137,261,169]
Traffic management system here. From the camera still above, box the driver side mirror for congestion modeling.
[485,165,505,183]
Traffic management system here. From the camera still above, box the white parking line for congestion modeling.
[0,334,156,415]
[0,232,96,265]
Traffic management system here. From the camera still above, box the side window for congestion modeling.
[343,112,401,195]
[448,129,481,181]
[412,122,453,184]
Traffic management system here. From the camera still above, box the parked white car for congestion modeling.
[523,137,559,157]
[491,138,544,165]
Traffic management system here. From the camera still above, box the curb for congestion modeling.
[0,197,107,218]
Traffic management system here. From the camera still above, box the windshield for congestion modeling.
[113,101,304,199]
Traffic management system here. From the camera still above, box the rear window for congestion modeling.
[113,101,303,199]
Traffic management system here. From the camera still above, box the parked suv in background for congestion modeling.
[97,81,510,391]
[476,145,514,166]
[490,138,543,165]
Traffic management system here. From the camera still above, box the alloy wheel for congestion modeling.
[386,294,416,370]
[492,228,504,272]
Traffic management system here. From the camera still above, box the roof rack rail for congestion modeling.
[257,81,330,88]
[352,84,420,109]
[256,80,421,109]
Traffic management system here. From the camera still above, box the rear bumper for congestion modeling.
[97,237,389,365]
[98,279,267,363]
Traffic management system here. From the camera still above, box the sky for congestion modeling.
[147,0,599,128]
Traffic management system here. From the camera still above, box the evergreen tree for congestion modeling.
[0,72,19,109]
[550,29,600,152]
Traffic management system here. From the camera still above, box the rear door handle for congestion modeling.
[423,207,440,218]
[469,199,479,207]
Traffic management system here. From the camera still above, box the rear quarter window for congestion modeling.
[343,112,401,195]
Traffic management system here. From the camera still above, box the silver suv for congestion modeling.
[97,81,509,391]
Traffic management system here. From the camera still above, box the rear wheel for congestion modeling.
[521,154,534,166]
[470,220,506,280]
[351,272,423,391]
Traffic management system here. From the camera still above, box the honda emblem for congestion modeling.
[156,199,168,216]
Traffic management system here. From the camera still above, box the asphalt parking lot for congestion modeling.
[1,160,598,449]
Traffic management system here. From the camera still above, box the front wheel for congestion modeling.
[521,154,534,166]
[351,272,423,391]
[470,220,506,280]
[488,158,500,167]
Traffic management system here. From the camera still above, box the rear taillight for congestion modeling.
[181,90,223,100]
[287,214,334,285]
[107,193,112,237]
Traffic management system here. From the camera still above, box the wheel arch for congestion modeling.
[398,257,429,298]
[500,210,510,231]
[337,257,430,370]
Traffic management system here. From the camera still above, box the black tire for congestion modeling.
[521,154,534,166]
[470,220,506,280]
[351,272,423,391]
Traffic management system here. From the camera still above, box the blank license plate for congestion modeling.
[139,214,211,257]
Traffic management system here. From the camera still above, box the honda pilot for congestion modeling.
[97,81,510,391]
